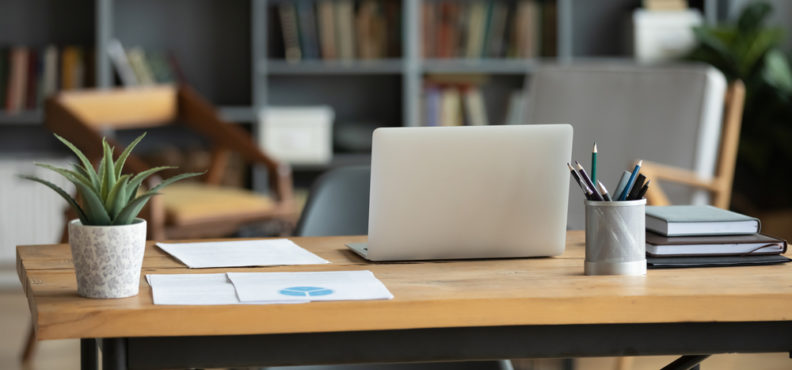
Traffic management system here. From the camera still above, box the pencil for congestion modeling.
[591,142,597,184]
[618,160,643,201]
[575,161,604,201]
[597,180,611,201]
[568,162,592,200]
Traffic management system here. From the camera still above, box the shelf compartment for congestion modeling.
[0,111,44,125]
[264,59,404,75]
[421,59,536,74]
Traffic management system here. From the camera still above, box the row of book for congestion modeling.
[423,0,554,59]
[421,84,525,126]
[0,45,93,114]
[107,40,183,87]
[644,205,789,268]
[272,0,402,62]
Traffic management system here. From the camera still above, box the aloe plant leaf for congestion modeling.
[19,175,88,224]
[35,163,93,189]
[100,139,116,201]
[149,171,205,193]
[105,174,131,219]
[113,192,158,225]
[113,171,204,225]
[114,132,146,177]
[127,183,141,204]
[53,133,99,188]
[127,166,176,192]
[74,181,112,225]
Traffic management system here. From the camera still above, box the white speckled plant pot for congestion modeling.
[68,219,147,299]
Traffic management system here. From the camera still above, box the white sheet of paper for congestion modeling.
[156,239,330,268]
[146,273,306,305]
[227,270,394,302]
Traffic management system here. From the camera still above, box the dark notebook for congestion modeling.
[646,231,787,257]
[647,255,792,269]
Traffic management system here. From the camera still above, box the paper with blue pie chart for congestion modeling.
[227,270,394,302]
[279,286,334,297]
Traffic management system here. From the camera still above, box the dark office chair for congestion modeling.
[288,166,509,370]
[295,165,371,237]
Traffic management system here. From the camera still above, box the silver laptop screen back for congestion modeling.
[367,124,573,260]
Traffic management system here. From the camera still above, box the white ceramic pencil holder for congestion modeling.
[584,199,646,276]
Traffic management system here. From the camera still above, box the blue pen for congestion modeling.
[618,160,643,201]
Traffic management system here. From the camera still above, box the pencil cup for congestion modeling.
[584,199,646,276]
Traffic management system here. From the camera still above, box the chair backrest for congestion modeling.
[295,166,370,237]
[525,62,728,229]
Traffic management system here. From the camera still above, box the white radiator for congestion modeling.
[0,157,75,266]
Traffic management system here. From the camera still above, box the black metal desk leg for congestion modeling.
[101,338,128,370]
[80,338,97,370]
[661,355,710,370]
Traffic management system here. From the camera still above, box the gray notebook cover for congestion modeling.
[645,205,759,223]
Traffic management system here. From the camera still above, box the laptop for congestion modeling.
[347,124,573,261]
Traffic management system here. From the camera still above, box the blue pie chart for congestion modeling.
[279,286,334,297]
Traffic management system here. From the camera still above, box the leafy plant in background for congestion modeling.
[20,133,202,225]
[685,1,792,209]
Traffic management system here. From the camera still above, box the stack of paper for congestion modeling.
[156,239,329,268]
[147,270,393,305]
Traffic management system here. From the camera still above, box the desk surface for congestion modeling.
[17,230,792,341]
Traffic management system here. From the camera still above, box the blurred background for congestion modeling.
[1,0,791,369]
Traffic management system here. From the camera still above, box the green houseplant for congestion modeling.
[685,2,792,210]
[21,132,201,298]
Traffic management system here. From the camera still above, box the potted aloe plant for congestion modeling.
[21,133,201,298]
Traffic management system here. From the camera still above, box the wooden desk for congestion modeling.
[17,231,792,370]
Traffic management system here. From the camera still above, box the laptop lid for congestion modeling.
[365,124,573,261]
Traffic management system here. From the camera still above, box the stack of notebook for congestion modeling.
[644,205,790,268]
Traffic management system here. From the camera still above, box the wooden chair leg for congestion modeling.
[615,356,634,370]
[21,323,36,363]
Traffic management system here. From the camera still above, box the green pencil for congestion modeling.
[591,142,598,184]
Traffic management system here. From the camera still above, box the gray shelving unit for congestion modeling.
[0,0,723,150]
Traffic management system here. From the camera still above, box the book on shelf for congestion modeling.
[646,231,787,257]
[41,45,58,101]
[422,74,492,126]
[645,205,761,237]
[106,39,181,87]
[126,47,156,85]
[279,2,302,62]
[424,0,546,59]
[317,0,337,59]
[0,44,95,114]
[60,46,86,90]
[6,47,29,113]
[297,1,320,60]
[107,39,138,86]
[335,0,356,60]
[273,0,400,62]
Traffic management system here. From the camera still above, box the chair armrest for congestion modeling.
[640,160,719,191]
[639,160,721,206]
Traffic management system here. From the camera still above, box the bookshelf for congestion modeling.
[0,0,721,159]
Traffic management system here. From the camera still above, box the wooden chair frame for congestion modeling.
[640,81,746,209]
[44,85,296,240]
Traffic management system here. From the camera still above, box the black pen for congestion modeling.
[636,180,650,199]
[627,173,646,200]
[575,161,604,201]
